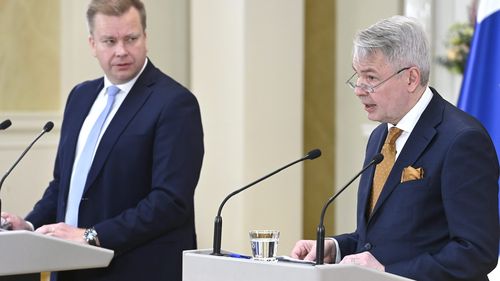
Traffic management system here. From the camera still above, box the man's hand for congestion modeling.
[290,239,334,263]
[35,223,86,244]
[340,251,385,271]
[1,212,33,230]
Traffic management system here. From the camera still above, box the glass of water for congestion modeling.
[249,230,280,261]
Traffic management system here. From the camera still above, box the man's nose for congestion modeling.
[114,41,128,57]
[353,84,368,97]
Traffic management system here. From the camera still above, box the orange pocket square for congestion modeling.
[401,166,424,183]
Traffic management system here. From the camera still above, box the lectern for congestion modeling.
[183,249,414,281]
[0,230,113,280]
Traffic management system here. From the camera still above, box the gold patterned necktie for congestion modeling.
[369,127,403,215]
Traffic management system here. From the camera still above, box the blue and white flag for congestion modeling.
[457,0,500,278]
[458,0,500,155]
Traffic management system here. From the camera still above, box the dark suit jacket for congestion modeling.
[26,60,204,281]
[335,88,499,281]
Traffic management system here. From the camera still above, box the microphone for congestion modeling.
[315,153,383,265]
[212,149,322,256]
[0,119,12,130]
[0,121,54,217]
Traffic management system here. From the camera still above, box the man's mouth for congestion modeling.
[364,103,376,111]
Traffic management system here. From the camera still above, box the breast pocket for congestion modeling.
[378,178,432,226]
[395,177,434,205]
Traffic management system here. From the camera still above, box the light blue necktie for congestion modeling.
[65,85,120,226]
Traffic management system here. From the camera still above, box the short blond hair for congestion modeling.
[86,0,147,34]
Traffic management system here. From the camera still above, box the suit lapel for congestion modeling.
[83,62,157,194]
[368,90,445,222]
[60,81,103,202]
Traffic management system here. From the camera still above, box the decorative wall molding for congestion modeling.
[0,111,61,149]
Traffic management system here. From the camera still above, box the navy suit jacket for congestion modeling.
[26,60,204,281]
[335,88,499,281]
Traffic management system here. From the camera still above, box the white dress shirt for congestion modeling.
[66,59,148,208]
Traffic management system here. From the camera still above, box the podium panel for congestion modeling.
[183,249,414,281]
[0,230,113,276]
[0,274,38,281]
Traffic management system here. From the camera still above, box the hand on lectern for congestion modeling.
[0,212,33,231]
[290,239,334,263]
[340,251,385,272]
[0,216,11,230]
[35,223,87,244]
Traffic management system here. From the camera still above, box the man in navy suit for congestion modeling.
[1,0,203,280]
[291,16,499,280]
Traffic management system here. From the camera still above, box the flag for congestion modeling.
[458,1,500,150]
[458,2,500,187]
[457,0,500,279]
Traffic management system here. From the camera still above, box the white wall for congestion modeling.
[191,0,304,255]
[333,0,402,235]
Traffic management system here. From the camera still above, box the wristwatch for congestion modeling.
[83,227,99,246]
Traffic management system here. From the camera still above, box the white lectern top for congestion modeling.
[0,230,113,276]
[183,249,414,281]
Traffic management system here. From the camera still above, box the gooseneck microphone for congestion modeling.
[315,153,383,265]
[212,149,322,256]
[0,119,12,130]
[0,121,54,216]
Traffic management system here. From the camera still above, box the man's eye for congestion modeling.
[103,39,115,45]
[127,37,138,42]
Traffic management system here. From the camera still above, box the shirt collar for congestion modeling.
[388,86,433,133]
[103,57,148,94]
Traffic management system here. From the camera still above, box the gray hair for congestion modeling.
[353,16,430,86]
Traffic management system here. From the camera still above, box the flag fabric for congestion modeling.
[458,0,500,151]
[457,0,500,279]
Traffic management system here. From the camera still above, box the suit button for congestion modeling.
[363,243,372,250]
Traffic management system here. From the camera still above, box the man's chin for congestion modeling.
[366,113,378,122]
[109,72,136,85]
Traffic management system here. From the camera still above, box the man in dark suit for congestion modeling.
[0,0,203,280]
[291,16,499,280]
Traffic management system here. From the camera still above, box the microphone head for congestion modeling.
[0,119,12,130]
[306,149,322,160]
[43,121,54,132]
[372,153,384,164]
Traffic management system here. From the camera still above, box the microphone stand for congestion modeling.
[315,153,383,264]
[0,122,54,217]
[212,149,321,256]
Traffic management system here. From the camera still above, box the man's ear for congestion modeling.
[88,35,97,57]
[407,67,421,93]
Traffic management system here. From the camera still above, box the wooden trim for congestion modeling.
[303,0,336,239]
